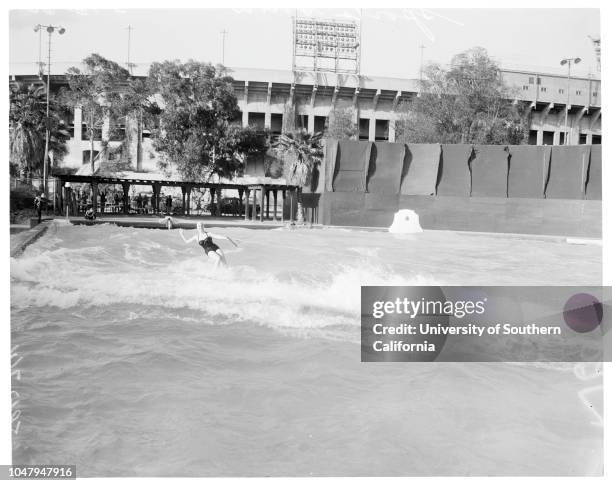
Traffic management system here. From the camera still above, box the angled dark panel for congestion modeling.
[470,145,509,197]
[436,144,473,197]
[546,145,590,199]
[586,144,601,200]
[400,144,441,196]
[507,145,551,198]
[332,140,372,192]
[367,142,405,195]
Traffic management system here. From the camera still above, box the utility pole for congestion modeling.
[220,29,227,65]
[34,24,65,197]
[37,27,43,76]
[419,44,426,85]
[560,57,581,145]
[126,25,133,74]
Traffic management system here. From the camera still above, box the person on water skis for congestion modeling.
[179,222,238,267]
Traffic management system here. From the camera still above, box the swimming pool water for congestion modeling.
[10,222,603,476]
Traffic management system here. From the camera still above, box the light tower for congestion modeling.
[34,24,66,197]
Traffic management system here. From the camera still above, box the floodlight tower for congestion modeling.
[33,24,66,196]
[560,57,581,145]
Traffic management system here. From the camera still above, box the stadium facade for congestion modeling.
[10,66,602,173]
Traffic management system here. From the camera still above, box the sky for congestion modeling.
[9,8,601,79]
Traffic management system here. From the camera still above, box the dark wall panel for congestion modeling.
[397,196,601,238]
[332,140,371,192]
[367,142,405,195]
[546,145,590,199]
[323,139,338,193]
[400,144,441,196]
[318,193,600,237]
[436,144,473,196]
[586,144,602,200]
[323,192,366,226]
[470,145,509,197]
[507,145,550,198]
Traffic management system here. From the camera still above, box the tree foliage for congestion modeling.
[395,47,530,145]
[148,60,267,180]
[325,106,358,140]
[9,82,70,179]
[63,53,131,172]
[274,129,323,224]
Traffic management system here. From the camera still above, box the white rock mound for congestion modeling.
[388,209,423,234]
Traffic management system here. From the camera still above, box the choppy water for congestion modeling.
[11,222,603,476]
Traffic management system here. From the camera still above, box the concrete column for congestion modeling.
[91,182,98,213]
[73,106,82,143]
[216,188,222,216]
[570,108,588,145]
[181,186,187,215]
[186,187,192,216]
[368,118,376,142]
[242,81,249,128]
[122,182,130,214]
[281,190,285,223]
[251,188,257,221]
[388,119,396,143]
[586,133,593,145]
[370,91,381,143]
[536,129,544,145]
[272,190,278,221]
[553,130,561,146]
[58,180,65,213]
[152,183,161,213]
[210,188,216,216]
[264,82,272,129]
[265,189,270,219]
[260,186,265,222]
[289,189,295,223]
[238,188,244,217]
[244,189,250,222]
[307,114,315,134]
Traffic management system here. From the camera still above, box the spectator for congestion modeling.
[114,192,121,213]
[100,191,106,214]
[136,193,143,214]
[142,194,149,214]
[84,204,96,221]
[34,192,43,224]
[166,194,172,213]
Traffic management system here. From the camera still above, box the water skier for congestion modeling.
[179,222,237,268]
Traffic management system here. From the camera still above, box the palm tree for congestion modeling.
[10,82,69,182]
[9,84,46,182]
[275,129,323,224]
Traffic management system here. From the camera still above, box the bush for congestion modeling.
[10,186,37,211]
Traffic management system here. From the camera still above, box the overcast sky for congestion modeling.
[9,8,601,79]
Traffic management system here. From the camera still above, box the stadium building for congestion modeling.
[9,65,602,174]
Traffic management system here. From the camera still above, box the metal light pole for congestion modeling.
[220,30,227,65]
[560,57,581,145]
[34,24,66,197]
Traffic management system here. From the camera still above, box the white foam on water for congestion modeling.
[11,224,435,336]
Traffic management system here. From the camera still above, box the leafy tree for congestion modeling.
[118,77,158,170]
[274,129,323,224]
[325,106,358,140]
[395,47,530,145]
[217,125,269,177]
[9,82,69,182]
[148,60,267,180]
[63,54,131,174]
